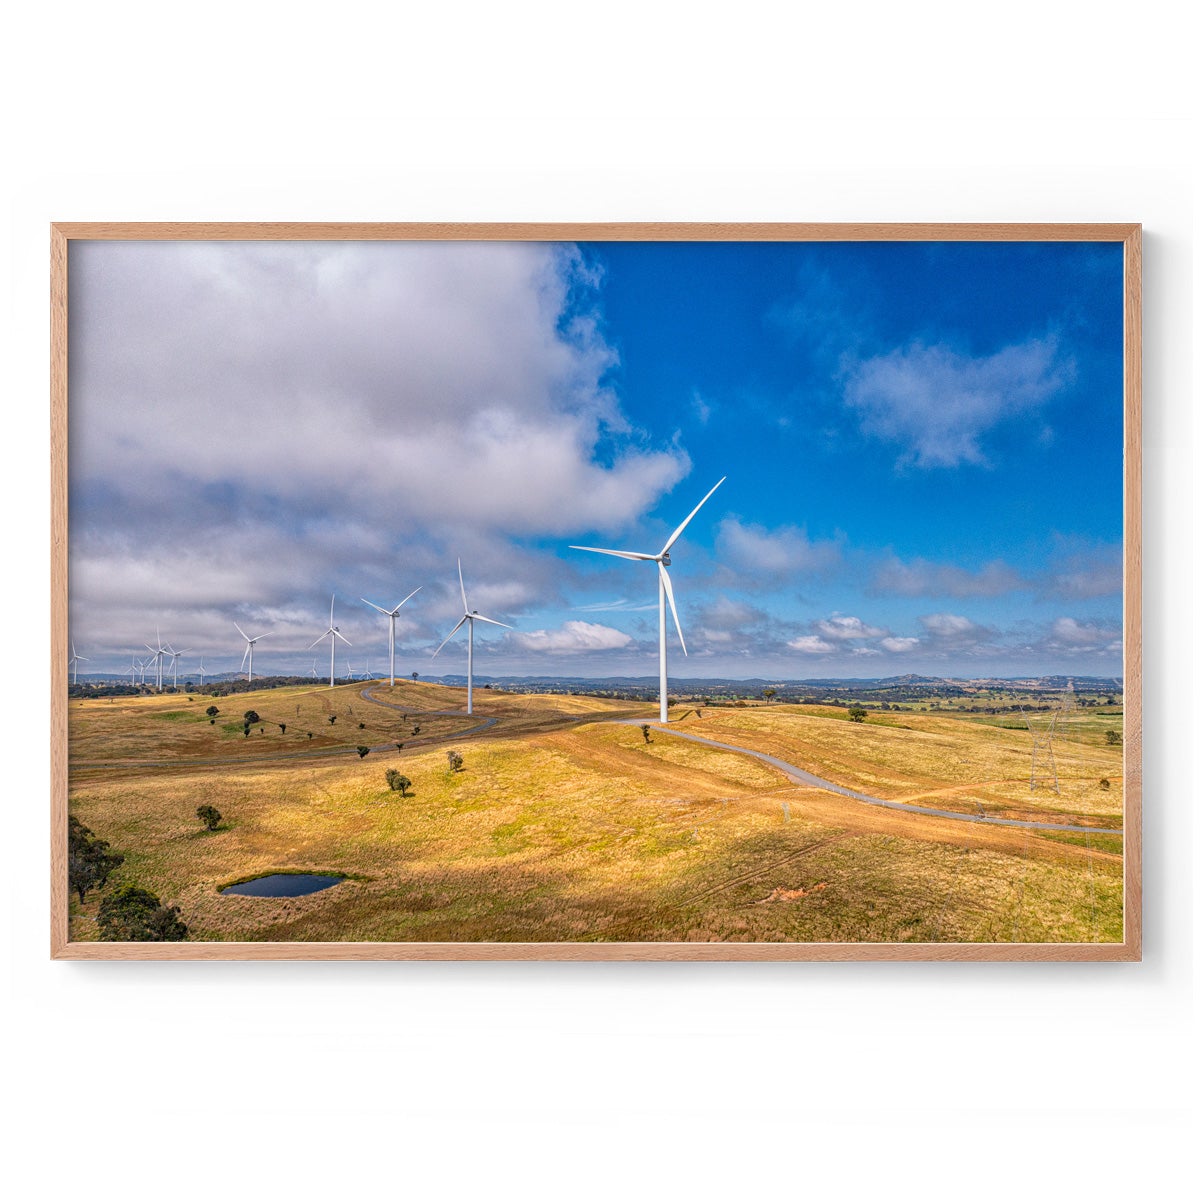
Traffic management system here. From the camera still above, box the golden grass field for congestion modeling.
[67,681,1124,943]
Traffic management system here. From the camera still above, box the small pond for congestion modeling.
[220,873,343,898]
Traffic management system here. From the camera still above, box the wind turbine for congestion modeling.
[234,622,270,683]
[310,660,319,680]
[144,628,169,691]
[432,560,511,716]
[68,641,89,685]
[167,645,190,689]
[197,656,207,686]
[361,587,421,686]
[309,594,351,688]
[123,656,140,685]
[571,476,725,724]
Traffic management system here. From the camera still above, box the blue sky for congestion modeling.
[69,238,1125,680]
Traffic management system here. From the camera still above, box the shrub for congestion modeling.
[848,706,867,723]
[1099,778,1111,790]
[68,816,124,904]
[328,715,337,725]
[356,745,370,758]
[358,722,365,730]
[206,705,219,718]
[446,750,463,773]
[385,769,411,796]
[196,804,222,831]
[243,710,260,724]
[278,723,287,734]
[98,885,188,942]
[1105,730,1122,746]
[640,724,652,744]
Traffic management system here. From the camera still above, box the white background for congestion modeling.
[2,4,1195,1197]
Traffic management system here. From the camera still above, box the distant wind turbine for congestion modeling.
[234,622,270,683]
[197,656,207,686]
[167,645,190,689]
[310,660,319,680]
[432,560,511,716]
[68,641,89,685]
[123,656,140,685]
[144,628,170,691]
[571,476,725,724]
[361,588,421,686]
[309,595,351,688]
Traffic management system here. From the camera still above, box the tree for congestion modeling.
[243,710,260,724]
[395,742,404,753]
[385,769,411,796]
[412,725,421,735]
[412,672,418,681]
[446,750,463,772]
[278,723,287,734]
[762,688,777,703]
[356,745,370,758]
[206,705,219,718]
[640,724,652,744]
[68,817,124,904]
[1099,778,1111,790]
[196,804,222,831]
[848,705,867,723]
[328,715,337,724]
[1105,730,1122,746]
[97,885,188,941]
[358,722,366,730]
[243,724,250,737]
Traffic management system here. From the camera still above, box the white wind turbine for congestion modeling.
[432,560,512,716]
[68,641,89,685]
[234,622,270,683]
[309,660,319,680]
[309,595,351,688]
[124,656,140,685]
[571,476,725,724]
[144,628,170,690]
[167,645,190,689]
[197,656,207,686]
[361,587,421,686]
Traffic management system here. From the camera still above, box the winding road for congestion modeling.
[612,720,1123,837]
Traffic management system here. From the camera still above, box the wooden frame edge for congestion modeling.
[50,221,1143,963]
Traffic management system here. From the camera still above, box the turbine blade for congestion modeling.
[569,545,657,562]
[333,629,352,646]
[330,594,336,625]
[659,562,687,656]
[240,644,250,669]
[361,598,389,615]
[307,634,328,650]
[471,614,512,630]
[395,586,422,611]
[458,559,468,613]
[661,476,726,555]
[433,616,468,657]
[233,621,250,641]
[253,631,270,640]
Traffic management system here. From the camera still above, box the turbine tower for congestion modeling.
[167,645,190,689]
[361,587,422,686]
[432,560,511,716]
[197,656,207,686]
[144,628,170,691]
[309,594,351,688]
[571,476,725,724]
[234,622,270,683]
[68,641,89,685]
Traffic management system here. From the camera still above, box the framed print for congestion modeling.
[50,222,1141,960]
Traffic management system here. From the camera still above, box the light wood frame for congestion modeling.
[50,222,1142,961]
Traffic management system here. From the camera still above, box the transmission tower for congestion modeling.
[1021,705,1060,793]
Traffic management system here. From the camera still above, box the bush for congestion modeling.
[206,705,219,718]
[1099,778,1111,790]
[1105,730,1122,746]
[243,710,260,724]
[446,750,463,772]
[196,804,222,831]
[848,705,867,723]
[356,745,370,758]
[358,722,365,730]
[68,816,125,904]
[98,885,188,942]
[640,724,652,744]
[328,715,337,725]
[385,769,411,796]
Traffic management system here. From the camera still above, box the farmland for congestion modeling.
[67,680,1124,944]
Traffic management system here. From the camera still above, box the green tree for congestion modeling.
[328,715,337,725]
[196,804,222,831]
[68,816,124,904]
[385,769,412,796]
[206,705,219,718]
[446,750,463,772]
[762,688,777,703]
[98,885,188,941]
[1105,730,1122,746]
[243,710,260,724]
[395,742,404,753]
[640,724,652,744]
[848,705,868,723]
[356,745,370,758]
[1099,778,1111,790]
[278,723,287,734]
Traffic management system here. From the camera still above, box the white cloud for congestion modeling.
[880,636,920,653]
[844,335,1074,468]
[815,615,887,640]
[872,553,1025,598]
[715,517,841,585]
[509,621,633,654]
[787,635,835,655]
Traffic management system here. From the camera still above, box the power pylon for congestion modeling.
[1021,706,1060,793]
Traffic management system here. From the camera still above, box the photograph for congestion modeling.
[53,224,1139,958]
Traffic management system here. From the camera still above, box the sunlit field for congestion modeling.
[67,681,1124,944]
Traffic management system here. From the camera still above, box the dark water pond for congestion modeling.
[220,873,343,898]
